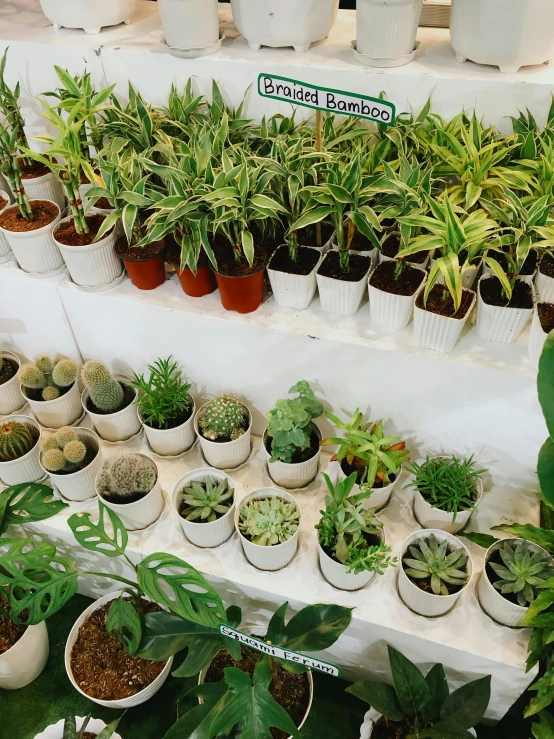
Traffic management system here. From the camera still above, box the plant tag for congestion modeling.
[258,73,395,126]
[219,625,342,677]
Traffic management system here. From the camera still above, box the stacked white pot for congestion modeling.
[53,217,122,289]
[21,173,65,211]
[195,403,251,469]
[476,275,534,344]
[141,398,196,457]
[0,415,43,485]
[40,427,102,502]
[159,0,220,51]
[267,247,322,311]
[40,0,137,34]
[356,0,423,65]
[24,381,82,429]
[0,351,25,415]
[368,265,426,330]
[0,201,64,275]
[264,425,321,489]
[413,290,476,354]
[173,468,235,547]
[0,621,49,690]
[317,258,371,316]
[82,376,141,442]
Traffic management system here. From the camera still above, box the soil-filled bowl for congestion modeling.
[0,618,49,690]
[115,237,166,290]
[264,424,321,489]
[40,426,102,502]
[23,380,82,429]
[140,397,195,457]
[81,374,141,442]
[172,468,235,547]
[0,414,42,485]
[194,401,252,469]
[0,350,25,416]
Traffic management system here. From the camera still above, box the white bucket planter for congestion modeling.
[40,0,136,34]
[0,201,63,275]
[318,522,385,591]
[0,190,13,262]
[536,264,554,303]
[264,425,320,489]
[0,621,48,690]
[476,275,534,344]
[53,217,122,289]
[194,402,251,469]
[413,290,476,353]
[337,461,401,512]
[82,376,141,442]
[159,0,219,51]
[412,470,483,534]
[267,247,321,311]
[316,258,371,317]
[360,709,477,739]
[65,591,173,708]
[0,351,24,416]
[398,529,472,617]
[24,381,82,429]
[22,173,65,211]
[173,468,235,547]
[34,716,122,739]
[236,488,300,571]
[231,0,339,52]
[0,415,42,485]
[529,307,551,369]
[357,0,423,63]
[368,265,426,330]
[40,427,102,502]
[97,456,163,530]
[450,0,554,74]
[141,398,195,457]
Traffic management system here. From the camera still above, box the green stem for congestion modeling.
[339,247,350,273]
[66,178,89,235]
[8,161,33,220]
[87,571,142,592]
[288,231,298,263]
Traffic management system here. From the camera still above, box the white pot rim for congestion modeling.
[21,380,78,407]
[139,396,195,434]
[0,351,21,389]
[172,467,235,529]
[369,261,426,296]
[95,453,159,511]
[53,214,116,253]
[39,426,100,480]
[317,252,371,285]
[0,199,61,238]
[194,400,252,446]
[81,374,137,420]
[0,414,40,466]
[235,487,301,552]
[415,288,477,323]
[338,459,403,493]
[267,244,322,275]
[263,424,321,469]
[0,190,10,214]
[478,273,534,310]
[21,171,56,185]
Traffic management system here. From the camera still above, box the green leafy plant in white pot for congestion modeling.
[173,468,235,547]
[33,714,122,739]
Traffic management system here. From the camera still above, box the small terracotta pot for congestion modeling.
[215,267,265,313]
[176,265,217,297]
[116,238,166,290]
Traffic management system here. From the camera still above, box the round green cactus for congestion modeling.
[199,395,249,442]
[19,362,47,390]
[52,358,78,388]
[42,436,60,452]
[35,354,54,375]
[42,448,66,472]
[42,386,60,401]
[82,360,125,413]
[41,431,87,473]
[0,420,36,462]
[54,427,78,448]
[64,440,87,465]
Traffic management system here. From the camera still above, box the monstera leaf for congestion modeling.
[67,503,128,559]
[0,538,57,585]
[9,556,79,624]
[107,593,142,655]
[0,482,67,535]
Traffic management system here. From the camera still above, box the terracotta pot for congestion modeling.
[176,265,217,297]
[215,267,265,313]
[116,238,166,290]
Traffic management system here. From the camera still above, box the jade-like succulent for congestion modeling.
[178,477,234,522]
[403,534,468,596]
[490,540,553,607]
[199,395,249,442]
[238,496,299,546]
[97,454,157,500]
[81,360,125,413]
[41,427,87,473]
[18,354,78,402]
[0,419,36,462]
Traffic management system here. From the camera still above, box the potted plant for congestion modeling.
[398,531,472,617]
[130,357,195,456]
[356,0,423,67]
[40,426,102,503]
[95,453,163,530]
[18,354,81,428]
[236,488,300,571]
[348,644,491,738]
[0,416,42,485]
[368,258,426,330]
[172,468,235,547]
[316,472,397,591]
[536,251,554,303]
[0,350,25,415]
[34,714,122,739]
[39,0,136,34]
[158,0,220,55]
[529,302,554,368]
[264,380,323,489]
[407,454,486,534]
[195,394,251,469]
[81,360,141,442]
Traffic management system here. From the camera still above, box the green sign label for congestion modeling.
[258,73,395,126]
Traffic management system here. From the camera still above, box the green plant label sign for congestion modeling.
[219,625,342,677]
[258,73,395,126]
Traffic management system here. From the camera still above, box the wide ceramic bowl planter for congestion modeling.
[40,427,102,502]
[0,190,13,262]
[231,0,339,52]
[0,415,42,485]
[141,398,195,456]
[194,402,251,469]
[24,381,82,429]
[368,266,426,330]
[65,592,173,708]
[172,468,235,547]
[451,0,554,74]
[360,708,477,739]
[21,173,65,211]
[337,462,402,512]
[476,275,534,344]
[413,290,476,354]
[0,621,48,690]
[397,529,472,617]
[0,200,63,275]
[529,307,549,369]
[81,376,141,442]
[264,425,321,489]
[40,0,136,34]
[34,716,122,739]
[236,487,300,571]
[96,457,163,530]
[316,263,371,317]
[0,351,25,415]
[357,0,423,60]
[159,0,219,51]
[267,247,321,311]
[53,217,122,289]
[412,464,483,534]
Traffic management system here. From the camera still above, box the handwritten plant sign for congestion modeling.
[258,73,395,126]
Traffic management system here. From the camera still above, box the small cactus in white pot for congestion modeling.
[195,394,251,469]
[19,354,81,428]
[81,360,140,442]
[0,416,42,484]
[40,426,102,502]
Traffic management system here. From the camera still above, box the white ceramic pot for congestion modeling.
[413,290,476,353]
[360,709,477,739]
[0,190,13,262]
[529,307,550,369]
[264,426,320,490]
[316,258,371,317]
[40,0,136,34]
[24,381,82,429]
[397,529,472,617]
[34,716,122,739]
[536,265,554,303]
[0,415,42,485]
[368,265,426,330]
[267,247,321,311]
[21,173,65,211]
[40,427,102,502]
[97,456,163,530]
[194,402,251,469]
[476,275,534,344]
[412,467,483,534]
[236,488,300,571]
[159,0,219,50]
[318,521,385,591]
[0,351,24,415]
[337,462,402,512]
[0,200,63,275]
[0,621,48,689]
[172,468,235,547]
[82,376,141,442]
[53,216,122,289]
[357,0,423,60]
[450,0,554,74]
[141,398,195,456]
[231,0,339,52]
[65,591,173,708]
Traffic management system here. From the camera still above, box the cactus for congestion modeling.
[97,454,157,501]
[41,427,87,473]
[81,360,125,413]
[35,354,54,374]
[42,386,60,401]
[52,358,78,388]
[55,426,78,448]
[19,362,47,389]
[199,395,249,442]
[18,354,78,401]
[0,420,36,462]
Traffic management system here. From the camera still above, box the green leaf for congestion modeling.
[265,602,287,645]
[96,715,123,739]
[107,594,142,655]
[68,503,128,558]
[492,524,554,555]
[241,229,254,267]
[418,721,475,738]
[277,603,353,652]
[345,680,404,721]
[422,663,449,723]
[532,710,554,739]
[388,645,430,717]
[458,532,499,549]
[290,207,332,232]
[440,675,491,729]
[9,558,79,625]
[0,482,67,535]
[164,683,229,739]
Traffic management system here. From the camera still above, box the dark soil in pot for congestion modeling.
[205,644,310,739]
[0,357,18,386]
[0,593,26,654]
[264,428,320,464]
[86,382,134,416]
[55,214,110,247]
[372,716,413,738]
[115,237,165,263]
[70,598,166,701]
[270,245,320,277]
[369,261,425,296]
[213,242,267,278]
[0,196,8,211]
[100,488,150,505]
[480,277,533,309]
[415,284,474,319]
[318,251,370,282]
[24,382,72,402]
[539,302,554,333]
[322,531,381,565]
[0,200,58,232]
[490,248,538,276]
[116,238,166,290]
[540,252,554,278]
[145,404,193,431]
[340,458,396,489]
[18,160,50,179]
[381,233,428,264]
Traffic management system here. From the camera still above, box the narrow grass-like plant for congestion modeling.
[130,357,192,430]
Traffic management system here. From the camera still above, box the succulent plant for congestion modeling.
[61,713,121,739]
[81,360,125,413]
[403,534,468,596]
[490,540,553,607]
[18,354,78,401]
[0,420,36,462]
[178,476,234,522]
[41,427,87,473]
[97,454,157,501]
[199,395,249,442]
[238,496,299,546]
[265,380,323,464]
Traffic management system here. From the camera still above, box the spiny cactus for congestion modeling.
[97,454,157,501]
[199,395,249,442]
[41,426,87,473]
[52,358,79,387]
[18,354,78,401]
[81,360,125,413]
[0,420,36,462]
[42,386,60,401]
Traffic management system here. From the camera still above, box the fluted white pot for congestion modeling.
[476,275,534,344]
[0,201,63,275]
[24,381,82,428]
[159,0,219,50]
[0,621,48,690]
[236,488,300,571]
[332,241,378,265]
[141,399,195,457]
[536,265,554,303]
[529,307,550,369]
[0,190,13,262]
[34,716,122,739]
[53,217,122,288]
[357,0,423,60]
[412,472,483,534]
[360,709,477,739]
[0,351,24,415]
[97,457,163,530]
[231,0,339,52]
[65,592,173,708]
[40,427,102,502]
[173,468,235,547]
[337,462,402,512]
[319,530,384,591]
[267,247,321,311]
[317,259,371,317]
[368,266,426,330]
[264,426,321,489]
[0,415,42,485]
[195,402,251,469]
[22,173,65,211]
[398,529,472,617]
[40,0,136,34]
[82,376,141,442]
[413,290,476,353]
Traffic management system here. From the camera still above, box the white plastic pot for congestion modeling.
[141,398,195,457]
[40,0,137,34]
[97,455,163,530]
[316,258,371,317]
[529,307,550,369]
[0,621,48,690]
[413,290,476,354]
[332,241,378,266]
[236,488,300,571]
[231,0,339,52]
[194,402,251,469]
[65,592,173,708]
[53,217,122,289]
[159,0,219,51]
[82,376,141,442]
[40,427,102,503]
[264,426,320,490]
[318,522,385,591]
[24,381,82,429]
[360,708,477,739]
[368,265,426,330]
[536,265,554,303]
[0,351,24,416]
[337,461,402,512]
[450,0,554,74]
[398,529,472,617]
[0,415,42,485]
[0,200,63,275]
[34,716,122,739]
[357,0,423,60]
[267,247,321,311]
[0,190,13,262]
[21,172,65,212]
[173,468,235,547]
[476,275,534,344]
